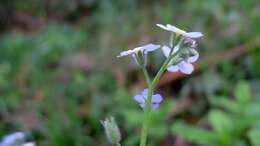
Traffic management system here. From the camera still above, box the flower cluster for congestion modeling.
[162,45,199,74]
[157,24,203,74]
[117,23,203,110]
[0,132,35,146]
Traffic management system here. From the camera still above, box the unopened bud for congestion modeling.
[101,116,121,145]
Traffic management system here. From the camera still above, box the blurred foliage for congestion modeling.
[171,81,260,146]
[0,0,260,146]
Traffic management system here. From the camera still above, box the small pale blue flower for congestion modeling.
[0,132,27,146]
[162,46,199,74]
[134,89,163,111]
[156,24,203,39]
[117,43,161,58]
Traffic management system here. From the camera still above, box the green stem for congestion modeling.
[151,42,181,89]
[151,57,171,88]
[139,45,176,146]
[116,143,121,146]
[139,85,153,146]
[142,67,151,85]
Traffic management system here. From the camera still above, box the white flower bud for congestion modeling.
[101,117,121,145]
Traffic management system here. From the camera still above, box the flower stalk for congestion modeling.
[110,23,203,146]
[139,41,176,146]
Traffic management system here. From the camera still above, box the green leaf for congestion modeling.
[210,96,240,113]
[235,81,251,104]
[208,110,234,145]
[248,128,260,146]
[171,121,216,146]
[208,110,233,134]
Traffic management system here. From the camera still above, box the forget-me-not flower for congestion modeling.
[162,45,199,74]
[156,24,203,39]
[134,89,163,111]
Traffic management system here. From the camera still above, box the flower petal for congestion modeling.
[167,65,179,72]
[133,46,144,53]
[178,61,194,74]
[166,24,178,32]
[185,32,203,38]
[117,50,134,57]
[134,95,145,104]
[152,103,159,111]
[141,88,149,98]
[0,132,26,146]
[152,94,163,103]
[162,45,179,58]
[167,24,186,34]
[156,24,170,31]
[162,45,171,57]
[140,103,145,109]
[188,49,199,63]
[142,44,161,53]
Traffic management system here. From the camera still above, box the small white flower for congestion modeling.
[162,45,199,74]
[156,24,203,39]
[117,43,161,58]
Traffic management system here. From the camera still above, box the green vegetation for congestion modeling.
[0,0,259,146]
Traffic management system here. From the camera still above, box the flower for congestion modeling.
[158,23,203,75]
[134,89,163,111]
[156,24,203,39]
[101,117,121,145]
[162,45,199,74]
[117,43,160,58]
[0,132,34,146]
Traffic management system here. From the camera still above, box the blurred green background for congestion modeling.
[0,0,260,146]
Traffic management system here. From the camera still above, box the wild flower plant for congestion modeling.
[102,24,203,146]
